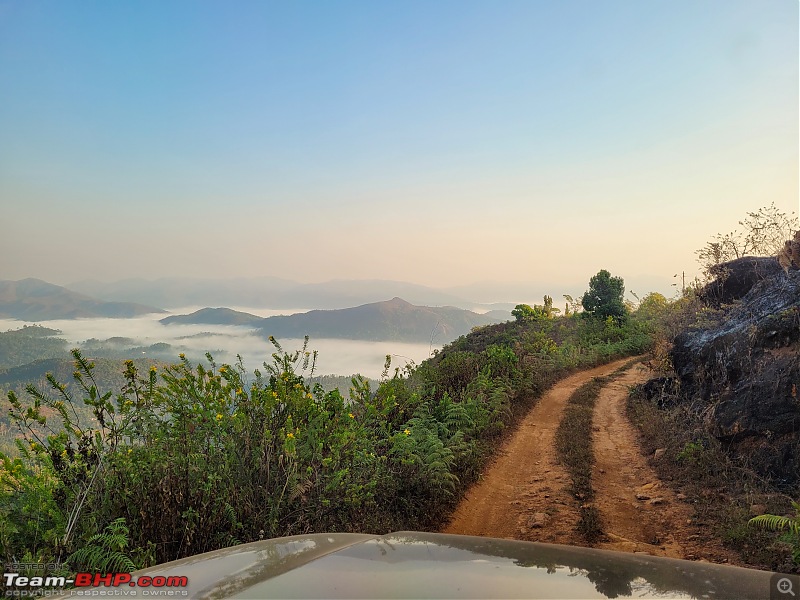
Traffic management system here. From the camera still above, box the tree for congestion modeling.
[581,270,626,323]
[542,295,560,317]
[696,203,798,276]
[512,297,561,323]
[511,303,546,323]
[563,294,581,317]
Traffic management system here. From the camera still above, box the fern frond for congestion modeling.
[290,479,313,502]
[67,518,136,572]
[223,502,237,526]
[749,514,800,536]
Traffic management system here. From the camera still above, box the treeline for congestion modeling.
[0,326,69,370]
[0,274,663,574]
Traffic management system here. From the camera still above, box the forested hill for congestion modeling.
[161,297,510,343]
[0,325,69,368]
[0,279,165,320]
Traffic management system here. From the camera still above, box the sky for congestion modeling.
[1,0,797,300]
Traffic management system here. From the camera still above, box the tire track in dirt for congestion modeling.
[592,363,739,562]
[591,364,688,557]
[443,358,742,563]
[441,358,634,543]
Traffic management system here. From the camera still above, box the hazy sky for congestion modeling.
[1,1,797,297]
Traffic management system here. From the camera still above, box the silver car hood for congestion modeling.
[54,531,779,599]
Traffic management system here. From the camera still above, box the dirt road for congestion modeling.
[442,358,632,544]
[592,364,690,557]
[442,359,738,561]
[591,364,738,562]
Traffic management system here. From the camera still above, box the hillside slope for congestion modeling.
[0,279,164,320]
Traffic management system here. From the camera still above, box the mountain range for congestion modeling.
[0,278,515,344]
[0,279,164,320]
[66,277,521,311]
[161,298,510,343]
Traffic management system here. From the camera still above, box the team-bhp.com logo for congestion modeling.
[3,569,189,597]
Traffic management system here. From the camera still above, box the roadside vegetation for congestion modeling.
[625,204,800,572]
[627,382,795,571]
[0,270,656,576]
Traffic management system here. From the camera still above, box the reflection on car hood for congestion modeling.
[57,531,777,599]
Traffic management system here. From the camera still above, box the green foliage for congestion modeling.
[512,296,559,323]
[512,304,545,323]
[0,448,65,566]
[582,270,627,324]
[749,502,800,564]
[67,518,136,572]
[676,441,705,465]
[0,326,69,370]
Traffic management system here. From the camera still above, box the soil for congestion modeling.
[441,359,741,564]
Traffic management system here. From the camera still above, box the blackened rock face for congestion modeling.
[700,256,784,308]
[670,264,800,485]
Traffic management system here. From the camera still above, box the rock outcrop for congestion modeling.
[699,256,784,307]
[778,230,800,272]
[670,256,800,486]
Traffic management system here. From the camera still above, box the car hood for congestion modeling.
[54,531,778,599]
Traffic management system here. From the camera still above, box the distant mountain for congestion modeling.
[67,277,475,310]
[482,309,516,321]
[273,280,470,310]
[67,276,297,309]
[160,298,510,343]
[443,281,573,306]
[0,279,165,321]
[255,298,508,343]
[160,307,266,327]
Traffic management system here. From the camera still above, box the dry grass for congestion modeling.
[627,385,797,572]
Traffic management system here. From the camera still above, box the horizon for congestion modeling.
[2,1,797,292]
[2,272,679,307]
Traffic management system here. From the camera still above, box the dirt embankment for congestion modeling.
[442,360,740,564]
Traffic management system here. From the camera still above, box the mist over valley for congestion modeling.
[0,309,443,380]
[0,277,518,378]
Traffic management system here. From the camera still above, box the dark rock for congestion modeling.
[700,256,784,307]
[641,377,681,409]
[641,377,679,401]
[667,263,800,486]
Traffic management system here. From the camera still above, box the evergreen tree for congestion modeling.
[581,270,626,323]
